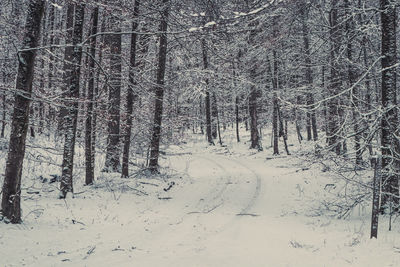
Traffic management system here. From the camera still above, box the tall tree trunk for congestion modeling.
[1,0,45,223]
[85,5,99,185]
[199,97,204,134]
[59,3,85,198]
[327,1,341,155]
[202,39,214,145]
[300,3,318,141]
[235,95,240,142]
[91,17,106,178]
[213,93,223,145]
[272,51,279,155]
[249,87,261,150]
[122,0,141,178]
[345,0,362,166]
[359,0,374,161]
[58,4,74,136]
[46,4,56,137]
[1,69,6,138]
[380,0,399,213]
[104,7,123,173]
[211,91,218,139]
[148,0,170,172]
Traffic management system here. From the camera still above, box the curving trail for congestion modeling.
[3,143,397,267]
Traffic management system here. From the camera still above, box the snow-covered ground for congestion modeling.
[1,129,400,266]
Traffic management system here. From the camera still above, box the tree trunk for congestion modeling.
[202,39,214,145]
[300,3,317,141]
[211,90,218,139]
[58,4,74,136]
[380,0,399,213]
[1,69,6,138]
[85,5,99,185]
[249,87,261,150]
[104,7,123,173]
[59,3,85,198]
[345,0,362,166]
[213,93,223,146]
[148,0,170,172]
[122,0,141,178]
[235,95,240,142]
[1,0,45,223]
[272,51,279,155]
[327,1,341,155]
[370,156,381,238]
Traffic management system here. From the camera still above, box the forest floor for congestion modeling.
[1,129,400,266]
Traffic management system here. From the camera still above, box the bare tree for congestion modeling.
[1,0,45,223]
[59,3,85,198]
[122,0,141,178]
[379,0,399,213]
[148,0,170,172]
[85,4,99,185]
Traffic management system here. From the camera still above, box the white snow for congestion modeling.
[1,129,400,266]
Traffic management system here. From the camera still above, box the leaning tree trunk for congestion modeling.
[380,0,399,213]
[59,3,85,199]
[148,0,170,172]
[1,0,45,223]
[85,4,99,185]
[122,0,141,178]
[104,6,123,173]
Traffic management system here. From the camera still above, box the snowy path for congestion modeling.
[1,144,400,266]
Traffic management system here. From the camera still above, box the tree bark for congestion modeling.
[272,51,279,155]
[122,0,141,178]
[148,0,170,172]
[300,3,317,141]
[1,0,45,223]
[345,0,362,166]
[58,4,74,136]
[85,4,99,185]
[380,0,399,213]
[327,1,341,155]
[104,6,123,173]
[59,3,85,198]
[370,156,381,238]
[235,95,240,142]
[202,39,214,145]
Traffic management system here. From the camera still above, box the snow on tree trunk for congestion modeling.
[104,5,123,173]
[202,39,214,145]
[380,0,399,213]
[1,0,45,223]
[327,1,341,155]
[58,4,74,136]
[148,0,170,172]
[85,5,99,185]
[59,3,85,199]
[300,2,317,142]
[122,0,141,178]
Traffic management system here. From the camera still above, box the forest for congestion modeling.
[0,0,400,266]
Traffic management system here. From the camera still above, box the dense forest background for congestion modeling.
[0,0,399,242]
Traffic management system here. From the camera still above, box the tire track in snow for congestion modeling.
[188,155,232,213]
[226,158,262,216]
